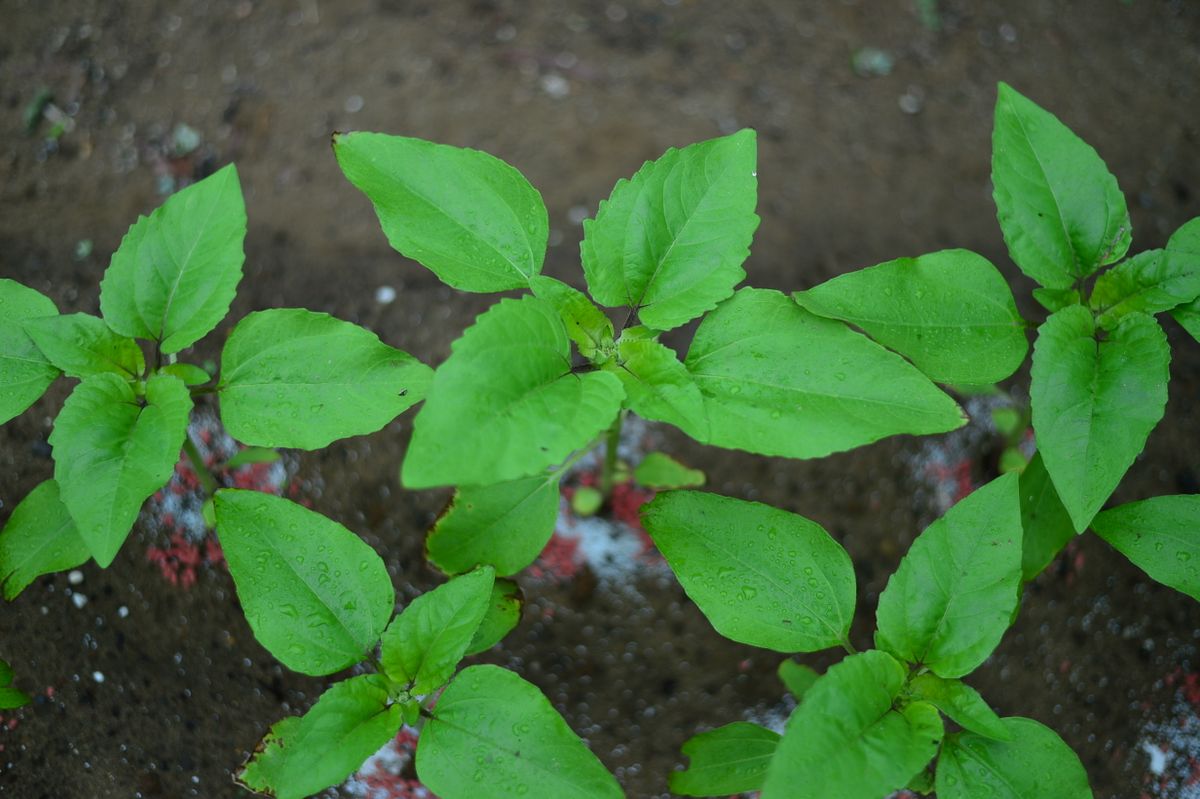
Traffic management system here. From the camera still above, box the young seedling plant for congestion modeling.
[1,80,1197,797]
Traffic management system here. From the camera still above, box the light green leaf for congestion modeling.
[909,673,1011,740]
[794,249,1028,385]
[1032,287,1081,313]
[334,132,547,292]
[1019,451,1076,581]
[633,452,705,489]
[581,129,759,330]
[777,660,819,700]
[670,722,780,796]
[425,474,562,577]
[99,164,246,353]
[238,674,403,799]
[403,296,624,488]
[417,665,623,799]
[465,578,524,656]
[1093,495,1200,601]
[991,83,1130,289]
[51,373,192,567]
[609,335,706,435]
[681,288,965,459]
[937,717,1092,799]
[380,567,494,695]
[161,362,211,386]
[0,658,30,710]
[0,279,60,424]
[761,651,943,799]
[224,446,280,470]
[875,473,1022,678]
[529,275,614,359]
[642,490,855,653]
[219,309,432,450]
[1092,249,1200,329]
[0,480,90,599]
[214,490,394,676]
[23,313,144,378]
[1030,306,1169,532]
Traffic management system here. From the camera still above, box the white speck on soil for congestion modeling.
[70,593,88,609]
[117,606,129,619]
[374,285,397,304]
[1137,674,1200,798]
[91,671,105,683]
[67,570,84,585]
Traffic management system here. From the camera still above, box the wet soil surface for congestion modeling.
[2,1,1200,797]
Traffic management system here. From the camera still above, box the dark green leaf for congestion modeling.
[937,717,1092,798]
[0,480,90,599]
[670,722,780,796]
[1093,495,1200,601]
[0,657,30,709]
[777,660,819,700]
[633,452,705,489]
[1172,297,1200,343]
[23,313,144,378]
[0,279,59,424]
[1032,287,1081,313]
[1019,451,1076,581]
[909,673,1011,740]
[465,578,523,656]
[609,335,706,434]
[1092,248,1200,329]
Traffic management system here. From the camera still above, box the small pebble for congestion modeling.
[91,671,105,684]
[67,570,84,585]
[374,285,397,304]
[344,95,364,113]
[117,606,130,619]
[71,593,88,609]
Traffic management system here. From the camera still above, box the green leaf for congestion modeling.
[529,275,614,359]
[0,658,30,710]
[761,651,943,799]
[581,129,759,330]
[0,480,90,599]
[219,309,432,449]
[334,132,548,292]
[465,578,524,656]
[238,674,403,799]
[380,567,494,695]
[633,452,705,489]
[670,722,780,796]
[991,83,1130,289]
[214,490,394,676]
[0,279,60,424]
[1172,297,1200,343]
[224,446,280,470]
[642,490,855,653]
[1019,451,1076,581]
[875,473,1022,678]
[99,164,246,353]
[680,288,965,459]
[793,249,1028,385]
[51,373,192,567]
[160,362,211,386]
[426,473,562,576]
[417,665,623,799]
[777,660,819,700]
[1167,217,1200,341]
[1092,249,1200,329]
[908,673,1011,741]
[609,335,706,435]
[1032,287,1081,313]
[1092,495,1200,601]
[403,296,624,488]
[23,313,144,379]
[936,717,1092,799]
[1030,306,1169,531]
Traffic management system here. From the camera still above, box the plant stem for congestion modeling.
[841,636,858,655]
[599,412,623,498]
[182,434,219,496]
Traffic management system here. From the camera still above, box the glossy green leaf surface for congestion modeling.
[670,722,780,797]
[777,660,819,700]
[937,717,1092,799]
[529,275,614,359]
[219,309,431,450]
[1092,248,1200,329]
[51,373,192,567]
[214,490,394,676]
[610,335,706,435]
[633,452,705,489]
[909,673,1010,740]
[418,665,623,799]
[681,288,965,459]
[0,480,90,600]
[334,132,548,292]
[581,129,759,330]
[1030,306,1169,532]
[380,567,494,695]
[875,474,1022,678]
[403,296,624,488]
[99,164,246,352]
[992,83,1129,289]
[23,313,144,379]
[761,651,943,799]
[0,279,59,424]
[1018,451,1076,581]
[239,675,403,799]
[642,490,855,653]
[1093,495,1200,600]
[465,578,524,656]
[794,249,1027,384]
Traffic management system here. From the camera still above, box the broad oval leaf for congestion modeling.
[761,650,943,799]
[403,295,624,488]
[681,288,965,459]
[214,490,394,676]
[0,279,59,424]
[334,132,548,292]
[1030,306,1169,532]
[581,129,759,330]
[1091,248,1200,329]
[992,83,1130,289]
[642,490,856,653]
[875,473,1022,678]
[529,275,614,359]
[793,249,1028,385]
[0,480,90,600]
[51,373,192,567]
[380,567,494,695]
[465,578,524,656]
[99,164,246,353]
[609,335,707,435]
[238,674,403,799]
[670,722,780,797]
[426,474,562,576]
[1019,451,1076,581]
[219,309,432,449]
[1092,495,1200,601]
[908,673,1011,741]
[24,313,144,379]
[936,717,1092,799]
[417,665,623,799]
